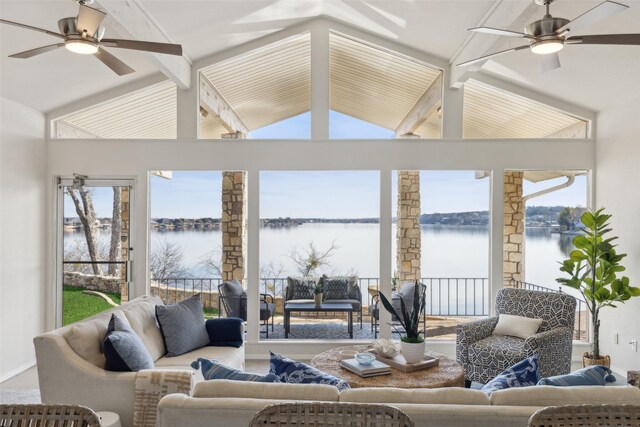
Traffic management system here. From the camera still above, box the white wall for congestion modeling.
[0,97,47,381]
[596,95,640,374]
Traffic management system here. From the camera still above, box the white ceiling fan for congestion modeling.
[457,0,640,72]
[0,0,183,76]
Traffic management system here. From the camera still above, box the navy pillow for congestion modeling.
[191,358,279,382]
[269,351,350,391]
[538,365,616,386]
[103,313,154,372]
[481,355,540,394]
[205,318,243,348]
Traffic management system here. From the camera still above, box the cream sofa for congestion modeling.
[158,380,640,427]
[34,295,244,427]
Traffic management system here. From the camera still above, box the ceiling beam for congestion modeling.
[449,0,538,88]
[94,0,191,89]
[395,74,442,137]
[199,74,249,135]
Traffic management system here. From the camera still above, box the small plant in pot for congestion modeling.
[557,208,640,367]
[378,281,426,363]
[313,283,323,308]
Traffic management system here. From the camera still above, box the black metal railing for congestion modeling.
[151,278,222,311]
[512,279,588,341]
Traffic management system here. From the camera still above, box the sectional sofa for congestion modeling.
[33,295,244,427]
[157,380,640,427]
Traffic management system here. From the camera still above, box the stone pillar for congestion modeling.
[503,171,525,287]
[120,187,130,302]
[396,171,421,282]
[222,171,247,282]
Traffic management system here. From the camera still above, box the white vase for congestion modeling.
[401,340,426,364]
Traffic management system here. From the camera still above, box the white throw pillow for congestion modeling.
[492,314,543,339]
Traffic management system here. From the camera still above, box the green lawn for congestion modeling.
[63,285,122,325]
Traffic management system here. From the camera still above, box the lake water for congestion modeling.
[65,223,575,293]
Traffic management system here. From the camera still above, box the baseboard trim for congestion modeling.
[0,360,36,384]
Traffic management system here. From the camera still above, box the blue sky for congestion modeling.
[65,112,587,218]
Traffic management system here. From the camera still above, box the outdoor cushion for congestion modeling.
[103,313,154,372]
[205,317,243,348]
[493,314,543,340]
[269,351,350,391]
[322,276,350,300]
[391,282,418,314]
[537,365,616,386]
[155,294,209,357]
[220,280,246,318]
[481,355,540,394]
[192,358,278,382]
[285,299,315,305]
[468,335,527,371]
[286,277,316,300]
[260,302,275,321]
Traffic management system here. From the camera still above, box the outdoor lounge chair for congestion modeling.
[368,282,427,339]
[218,280,275,338]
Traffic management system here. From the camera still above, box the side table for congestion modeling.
[96,411,121,427]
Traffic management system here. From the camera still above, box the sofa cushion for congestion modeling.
[322,277,350,300]
[155,295,209,357]
[64,313,111,368]
[469,335,527,371]
[286,277,316,300]
[537,365,616,386]
[205,318,243,348]
[103,313,155,372]
[120,297,166,361]
[490,385,640,406]
[192,358,278,382]
[481,355,540,394]
[340,387,490,405]
[154,345,244,371]
[493,314,543,340]
[192,379,340,401]
[270,352,350,391]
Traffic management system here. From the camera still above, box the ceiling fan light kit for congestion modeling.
[458,0,638,71]
[65,37,99,54]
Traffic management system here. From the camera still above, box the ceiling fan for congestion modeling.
[457,0,640,72]
[0,0,183,76]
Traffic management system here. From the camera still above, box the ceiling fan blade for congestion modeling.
[0,19,64,39]
[77,4,106,37]
[101,38,183,56]
[468,26,533,39]
[457,45,530,67]
[556,1,628,35]
[8,43,65,59]
[541,52,561,72]
[566,34,640,45]
[93,48,135,75]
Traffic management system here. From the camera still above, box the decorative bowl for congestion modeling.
[355,352,376,366]
[339,349,358,360]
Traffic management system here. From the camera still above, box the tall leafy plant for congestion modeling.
[378,281,425,343]
[557,208,640,359]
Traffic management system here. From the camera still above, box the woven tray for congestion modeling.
[368,349,440,373]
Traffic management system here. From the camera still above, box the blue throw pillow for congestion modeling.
[205,318,243,348]
[269,352,350,391]
[481,355,540,394]
[103,313,154,372]
[191,358,279,382]
[155,294,209,357]
[538,365,616,386]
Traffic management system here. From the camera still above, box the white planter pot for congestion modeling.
[314,293,323,308]
[401,340,426,364]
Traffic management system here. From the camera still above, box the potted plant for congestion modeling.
[378,281,426,363]
[557,208,640,367]
[314,283,323,308]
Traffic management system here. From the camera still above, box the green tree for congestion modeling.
[557,207,585,231]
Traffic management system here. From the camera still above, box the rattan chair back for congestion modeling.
[249,402,414,427]
[0,404,101,427]
[528,404,640,427]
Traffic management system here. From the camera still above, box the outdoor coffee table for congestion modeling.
[310,345,465,388]
[284,303,354,339]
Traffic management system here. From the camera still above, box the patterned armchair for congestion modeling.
[456,287,576,385]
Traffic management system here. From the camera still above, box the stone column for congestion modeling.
[120,187,130,302]
[503,171,525,287]
[396,171,421,282]
[222,171,247,282]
